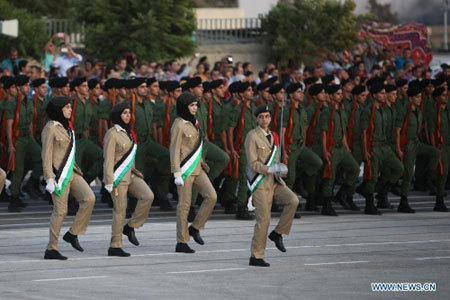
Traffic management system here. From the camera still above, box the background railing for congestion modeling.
[45,17,263,47]
[196,18,262,44]
[45,18,85,47]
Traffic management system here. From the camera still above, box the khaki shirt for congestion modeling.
[41,121,82,181]
[170,117,208,178]
[103,125,143,186]
[245,126,285,190]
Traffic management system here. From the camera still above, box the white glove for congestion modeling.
[105,184,113,193]
[277,163,288,177]
[268,164,281,174]
[174,177,184,187]
[45,179,55,194]
[269,163,288,177]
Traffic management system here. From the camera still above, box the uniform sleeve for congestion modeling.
[41,123,55,181]
[98,99,111,120]
[157,103,166,128]
[426,106,437,134]
[395,107,406,128]
[282,104,290,128]
[245,131,270,175]
[318,109,329,132]
[169,121,183,177]
[360,107,370,130]
[228,105,239,128]
[103,130,116,186]
[4,97,16,120]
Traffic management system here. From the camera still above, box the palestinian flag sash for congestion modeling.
[180,138,203,180]
[53,125,76,196]
[113,139,138,187]
[247,144,278,194]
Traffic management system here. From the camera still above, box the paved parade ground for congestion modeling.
[0,193,449,300]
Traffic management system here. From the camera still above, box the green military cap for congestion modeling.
[254,104,271,117]
[31,78,46,88]
[15,75,29,87]
[432,86,445,98]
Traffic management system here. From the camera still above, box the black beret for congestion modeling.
[321,74,335,85]
[15,75,29,87]
[432,76,445,87]
[177,92,198,105]
[366,77,383,88]
[31,78,46,88]
[268,83,283,94]
[134,77,147,88]
[309,83,324,96]
[50,96,71,107]
[254,105,271,117]
[116,79,126,89]
[111,100,130,115]
[432,86,445,98]
[408,79,421,88]
[146,77,157,86]
[202,81,211,93]
[266,76,278,85]
[159,81,167,91]
[385,84,397,93]
[407,85,422,97]
[209,79,223,90]
[351,85,366,95]
[257,81,272,91]
[236,81,251,93]
[88,79,99,90]
[395,78,408,88]
[420,79,432,89]
[341,78,351,86]
[105,78,119,90]
[304,77,318,85]
[369,82,384,94]
[70,77,87,89]
[286,82,302,94]
[2,76,15,89]
[58,77,69,88]
[0,76,7,84]
[166,80,181,92]
[184,77,203,90]
[228,81,241,94]
[325,84,341,94]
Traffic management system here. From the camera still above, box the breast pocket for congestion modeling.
[256,144,267,160]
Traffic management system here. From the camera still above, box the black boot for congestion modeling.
[108,247,130,257]
[44,249,67,260]
[397,195,415,213]
[63,231,84,252]
[355,182,367,197]
[223,202,236,214]
[236,206,255,220]
[334,186,350,210]
[376,182,394,209]
[188,225,204,245]
[101,183,114,208]
[304,197,320,211]
[364,194,382,215]
[175,242,195,253]
[123,224,139,246]
[23,177,44,200]
[294,176,309,199]
[0,189,8,202]
[434,196,449,212]
[321,197,337,216]
[345,196,360,211]
[249,256,270,267]
[187,206,196,222]
[425,170,436,194]
[8,196,24,212]
[390,183,401,196]
[153,186,174,211]
[268,230,286,252]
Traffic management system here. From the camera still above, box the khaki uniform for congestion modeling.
[0,168,5,194]
[245,127,299,259]
[170,118,217,243]
[103,125,153,248]
[41,121,95,250]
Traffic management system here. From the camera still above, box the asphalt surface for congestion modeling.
[0,190,449,300]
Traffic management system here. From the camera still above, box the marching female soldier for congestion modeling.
[170,92,217,253]
[41,96,95,260]
[103,101,154,257]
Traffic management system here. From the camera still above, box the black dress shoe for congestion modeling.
[188,225,204,245]
[44,249,68,260]
[123,224,139,246]
[236,207,255,220]
[268,230,286,252]
[249,257,270,267]
[175,243,195,253]
[108,247,131,257]
[187,206,196,222]
[294,212,301,219]
[223,202,236,214]
[63,231,84,252]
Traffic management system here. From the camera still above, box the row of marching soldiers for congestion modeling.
[1,73,450,220]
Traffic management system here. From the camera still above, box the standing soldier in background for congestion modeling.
[282,82,322,210]
[254,81,273,108]
[31,78,50,144]
[5,75,43,212]
[245,105,298,267]
[158,81,181,148]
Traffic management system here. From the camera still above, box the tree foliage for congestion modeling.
[76,0,197,64]
[262,0,360,66]
[9,0,76,18]
[0,0,49,59]
[366,0,399,24]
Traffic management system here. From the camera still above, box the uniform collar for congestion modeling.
[114,124,126,132]
[53,120,64,127]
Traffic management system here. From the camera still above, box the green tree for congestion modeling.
[8,0,76,18]
[0,0,49,59]
[262,0,360,66]
[76,0,197,64]
[366,0,399,24]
